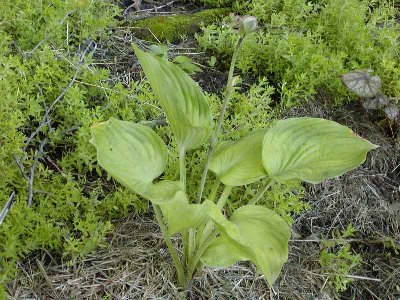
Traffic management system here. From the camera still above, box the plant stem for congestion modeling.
[247,180,276,205]
[152,203,187,289]
[208,179,221,202]
[179,146,190,265]
[187,230,218,282]
[216,185,233,209]
[198,185,233,248]
[179,146,186,190]
[194,179,221,249]
[197,36,245,203]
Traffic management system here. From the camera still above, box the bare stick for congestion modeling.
[19,40,96,207]
[23,71,78,150]
[197,37,244,203]
[24,40,95,150]
[0,192,16,225]
[27,138,48,207]
[123,0,177,16]
[13,155,29,181]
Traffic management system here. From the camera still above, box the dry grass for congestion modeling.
[7,216,270,299]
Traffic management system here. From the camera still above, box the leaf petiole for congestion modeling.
[247,180,275,205]
[152,203,187,289]
[197,36,245,203]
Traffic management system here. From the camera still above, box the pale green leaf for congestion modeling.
[209,130,267,186]
[133,45,212,150]
[263,118,378,183]
[173,55,202,75]
[90,118,183,204]
[202,205,291,286]
[200,235,248,267]
[161,200,218,235]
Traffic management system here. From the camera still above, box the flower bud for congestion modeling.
[239,16,258,36]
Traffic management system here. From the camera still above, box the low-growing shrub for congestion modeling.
[0,0,154,295]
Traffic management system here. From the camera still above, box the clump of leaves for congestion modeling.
[341,70,400,121]
[91,17,377,293]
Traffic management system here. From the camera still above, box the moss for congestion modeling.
[131,8,229,42]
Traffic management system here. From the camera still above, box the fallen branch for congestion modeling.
[13,155,29,181]
[123,0,177,16]
[23,72,79,150]
[0,192,16,225]
[27,138,48,207]
[24,40,95,150]
[15,40,96,207]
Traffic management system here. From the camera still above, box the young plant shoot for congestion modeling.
[90,17,377,293]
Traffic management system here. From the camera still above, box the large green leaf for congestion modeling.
[90,118,183,204]
[209,130,267,186]
[202,205,291,286]
[201,235,248,267]
[262,118,378,183]
[161,199,220,235]
[133,45,212,150]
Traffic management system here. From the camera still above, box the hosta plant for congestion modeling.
[90,18,377,294]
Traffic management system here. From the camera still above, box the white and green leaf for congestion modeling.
[209,130,267,186]
[133,45,212,150]
[341,70,381,98]
[262,118,378,183]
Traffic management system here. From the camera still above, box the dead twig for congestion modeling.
[24,40,95,150]
[13,155,29,181]
[123,0,178,16]
[27,138,48,207]
[15,40,96,207]
[123,0,142,15]
[23,72,79,150]
[0,192,16,225]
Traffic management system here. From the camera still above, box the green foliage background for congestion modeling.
[2,0,398,297]
[0,0,153,294]
[196,0,400,106]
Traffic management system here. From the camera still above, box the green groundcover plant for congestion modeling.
[196,0,400,106]
[0,0,150,295]
[91,18,377,292]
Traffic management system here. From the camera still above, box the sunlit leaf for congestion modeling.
[162,198,241,236]
[209,130,267,186]
[133,45,212,150]
[341,70,381,97]
[262,118,378,183]
[90,118,183,204]
[201,235,248,266]
[202,205,291,286]
[161,198,208,235]
[363,93,390,109]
